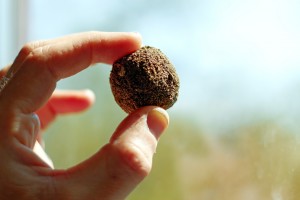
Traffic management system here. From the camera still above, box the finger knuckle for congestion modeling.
[114,142,152,178]
[19,42,39,58]
[18,43,58,81]
[19,40,47,61]
[20,43,35,55]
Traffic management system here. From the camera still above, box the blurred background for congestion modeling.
[1,0,300,199]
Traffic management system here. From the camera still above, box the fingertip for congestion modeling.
[102,32,143,64]
[124,32,142,44]
[131,32,143,46]
[82,89,96,106]
[47,89,96,114]
[110,106,169,143]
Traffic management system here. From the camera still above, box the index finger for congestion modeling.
[0,32,142,113]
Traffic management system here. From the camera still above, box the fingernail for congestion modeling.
[147,107,169,139]
[131,32,143,45]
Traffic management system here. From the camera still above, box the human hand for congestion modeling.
[0,32,169,200]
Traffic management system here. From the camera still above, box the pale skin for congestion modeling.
[0,32,169,200]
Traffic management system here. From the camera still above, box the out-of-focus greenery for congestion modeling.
[44,67,300,200]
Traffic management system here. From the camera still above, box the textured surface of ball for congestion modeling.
[110,46,179,113]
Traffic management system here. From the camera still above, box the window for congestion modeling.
[3,1,300,199]
[0,0,28,67]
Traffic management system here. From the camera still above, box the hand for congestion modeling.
[0,32,169,200]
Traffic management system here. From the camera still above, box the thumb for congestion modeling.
[53,106,169,200]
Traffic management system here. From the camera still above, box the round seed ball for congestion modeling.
[110,46,179,113]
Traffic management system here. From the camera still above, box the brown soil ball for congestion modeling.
[110,46,179,113]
